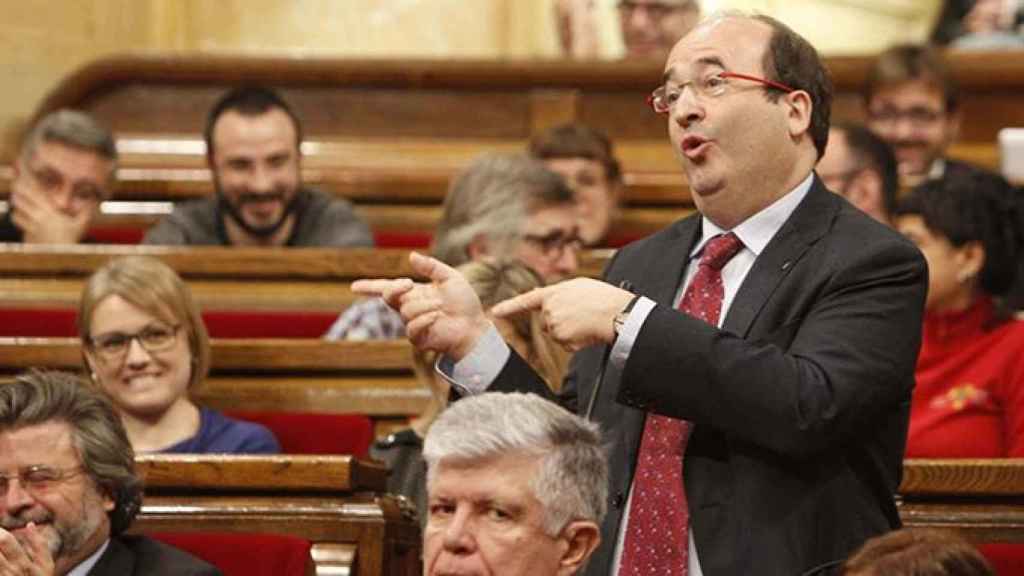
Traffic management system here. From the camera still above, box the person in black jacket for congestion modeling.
[0,370,220,576]
[356,12,927,575]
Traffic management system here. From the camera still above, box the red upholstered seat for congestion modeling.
[225,411,374,457]
[85,227,146,244]
[149,531,311,576]
[373,231,432,248]
[0,308,79,337]
[978,543,1024,574]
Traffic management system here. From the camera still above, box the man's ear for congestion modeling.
[467,234,490,260]
[557,520,601,576]
[784,90,813,140]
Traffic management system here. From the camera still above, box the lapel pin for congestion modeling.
[781,261,792,270]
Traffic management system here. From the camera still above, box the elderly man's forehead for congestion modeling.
[665,15,772,72]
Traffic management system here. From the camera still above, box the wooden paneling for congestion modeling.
[900,459,1024,543]
[132,455,420,576]
[0,338,426,435]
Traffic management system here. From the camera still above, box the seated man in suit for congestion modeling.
[143,86,373,247]
[0,110,117,244]
[422,391,605,576]
[358,12,927,575]
[0,370,220,575]
[863,44,1012,191]
[816,122,899,226]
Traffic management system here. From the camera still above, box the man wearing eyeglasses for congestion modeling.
[863,44,1011,190]
[326,152,580,341]
[357,13,926,576]
[815,122,899,225]
[0,370,220,575]
[0,110,116,244]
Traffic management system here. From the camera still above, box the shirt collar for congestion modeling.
[691,172,814,257]
[67,539,109,576]
[929,158,947,180]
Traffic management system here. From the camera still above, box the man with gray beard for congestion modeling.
[0,370,219,575]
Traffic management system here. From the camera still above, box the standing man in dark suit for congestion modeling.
[0,371,220,575]
[356,12,927,576]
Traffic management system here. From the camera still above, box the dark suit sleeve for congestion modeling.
[620,232,927,458]
[486,246,628,414]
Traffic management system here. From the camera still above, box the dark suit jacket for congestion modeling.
[491,179,928,576]
[88,535,222,576]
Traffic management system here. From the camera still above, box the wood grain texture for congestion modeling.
[0,245,611,280]
[137,454,387,492]
[901,459,1024,496]
[131,455,420,575]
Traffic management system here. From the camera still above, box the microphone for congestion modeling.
[585,279,634,420]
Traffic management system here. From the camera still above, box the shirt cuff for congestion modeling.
[435,325,511,395]
[609,296,655,370]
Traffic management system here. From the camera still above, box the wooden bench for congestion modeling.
[5,52,1019,245]
[0,337,424,437]
[133,454,420,576]
[0,245,610,311]
[899,459,1024,543]
[128,457,1024,576]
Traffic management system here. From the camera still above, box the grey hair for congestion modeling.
[0,370,142,536]
[431,152,574,266]
[423,392,607,535]
[22,109,117,164]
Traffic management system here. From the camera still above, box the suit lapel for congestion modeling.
[635,217,702,305]
[723,179,838,337]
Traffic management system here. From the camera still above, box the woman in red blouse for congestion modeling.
[894,172,1024,457]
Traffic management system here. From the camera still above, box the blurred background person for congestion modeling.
[553,0,701,60]
[894,173,1024,458]
[530,123,623,246]
[841,528,993,576]
[325,152,580,341]
[0,109,116,244]
[554,0,603,57]
[816,122,899,226]
[371,259,570,523]
[143,86,373,247]
[862,44,1011,192]
[932,0,1024,49]
[617,0,700,59]
[80,255,279,454]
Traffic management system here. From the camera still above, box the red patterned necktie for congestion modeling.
[619,232,744,575]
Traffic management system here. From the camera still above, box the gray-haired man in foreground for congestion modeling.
[422,392,606,576]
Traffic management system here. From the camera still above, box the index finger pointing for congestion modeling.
[351,278,414,300]
[409,252,459,283]
[490,287,547,317]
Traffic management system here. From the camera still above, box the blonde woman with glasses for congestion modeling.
[79,256,279,453]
